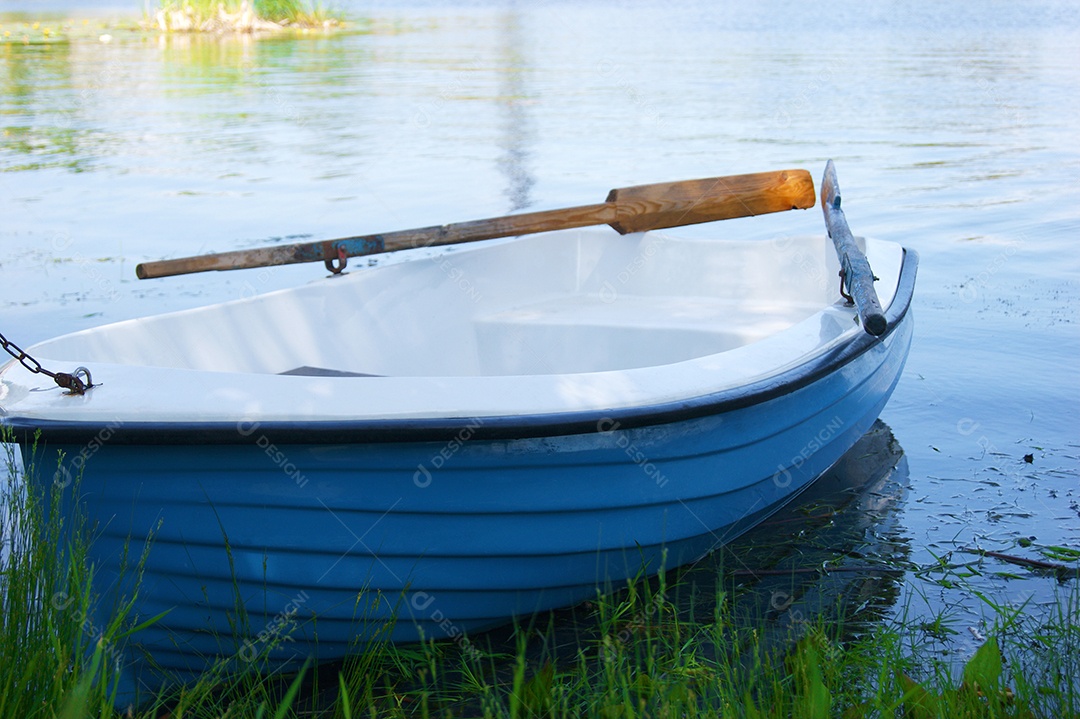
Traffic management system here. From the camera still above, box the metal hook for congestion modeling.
[838,269,854,306]
[324,243,348,274]
[53,366,94,395]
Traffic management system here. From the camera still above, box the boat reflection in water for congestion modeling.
[466,420,910,679]
[707,419,910,654]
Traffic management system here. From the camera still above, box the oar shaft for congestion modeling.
[821,161,887,336]
[135,203,615,278]
[136,169,815,280]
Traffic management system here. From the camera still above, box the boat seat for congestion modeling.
[472,295,820,375]
[279,366,383,378]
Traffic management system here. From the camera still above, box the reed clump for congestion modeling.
[151,0,340,33]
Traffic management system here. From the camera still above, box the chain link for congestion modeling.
[1,330,94,395]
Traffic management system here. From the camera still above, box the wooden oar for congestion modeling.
[820,161,887,336]
[135,169,815,279]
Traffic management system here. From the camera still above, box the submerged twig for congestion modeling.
[961,547,1080,579]
[732,565,906,578]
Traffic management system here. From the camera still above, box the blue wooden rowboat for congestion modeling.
[0,163,916,700]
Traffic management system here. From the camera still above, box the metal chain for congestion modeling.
[0,330,93,395]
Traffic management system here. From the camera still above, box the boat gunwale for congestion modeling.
[3,250,918,446]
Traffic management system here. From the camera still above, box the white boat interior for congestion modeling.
[2,229,904,423]
[27,230,899,377]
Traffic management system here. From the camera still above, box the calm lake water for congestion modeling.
[3,0,1078,674]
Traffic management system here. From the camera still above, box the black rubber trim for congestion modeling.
[5,250,917,447]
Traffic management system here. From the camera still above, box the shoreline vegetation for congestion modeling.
[1,430,1077,717]
[150,0,341,33]
[0,1,342,43]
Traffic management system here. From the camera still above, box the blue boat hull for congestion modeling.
[24,294,914,699]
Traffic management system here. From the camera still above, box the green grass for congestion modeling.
[1,432,125,715]
[253,0,328,24]
[1,429,1077,717]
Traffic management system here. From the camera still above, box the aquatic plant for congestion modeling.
[0,19,68,45]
